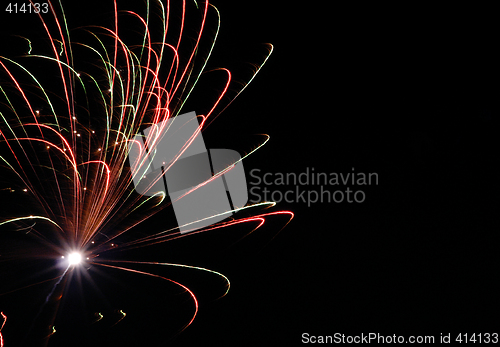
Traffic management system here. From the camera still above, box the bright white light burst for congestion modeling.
[67,252,83,266]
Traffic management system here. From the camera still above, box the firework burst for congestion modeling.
[0,0,292,344]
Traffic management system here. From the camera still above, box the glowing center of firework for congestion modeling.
[67,252,83,265]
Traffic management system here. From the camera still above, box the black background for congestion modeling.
[1,1,499,346]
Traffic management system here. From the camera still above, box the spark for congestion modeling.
[48,325,56,336]
[111,309,126,326]
[93,312,103,324]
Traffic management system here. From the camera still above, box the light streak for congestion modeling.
[97,260,232,299]
[0,312,6,347]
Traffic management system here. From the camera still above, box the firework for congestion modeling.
[0,0,292,344]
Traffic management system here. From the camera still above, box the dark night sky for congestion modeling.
[1,1,500,346]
